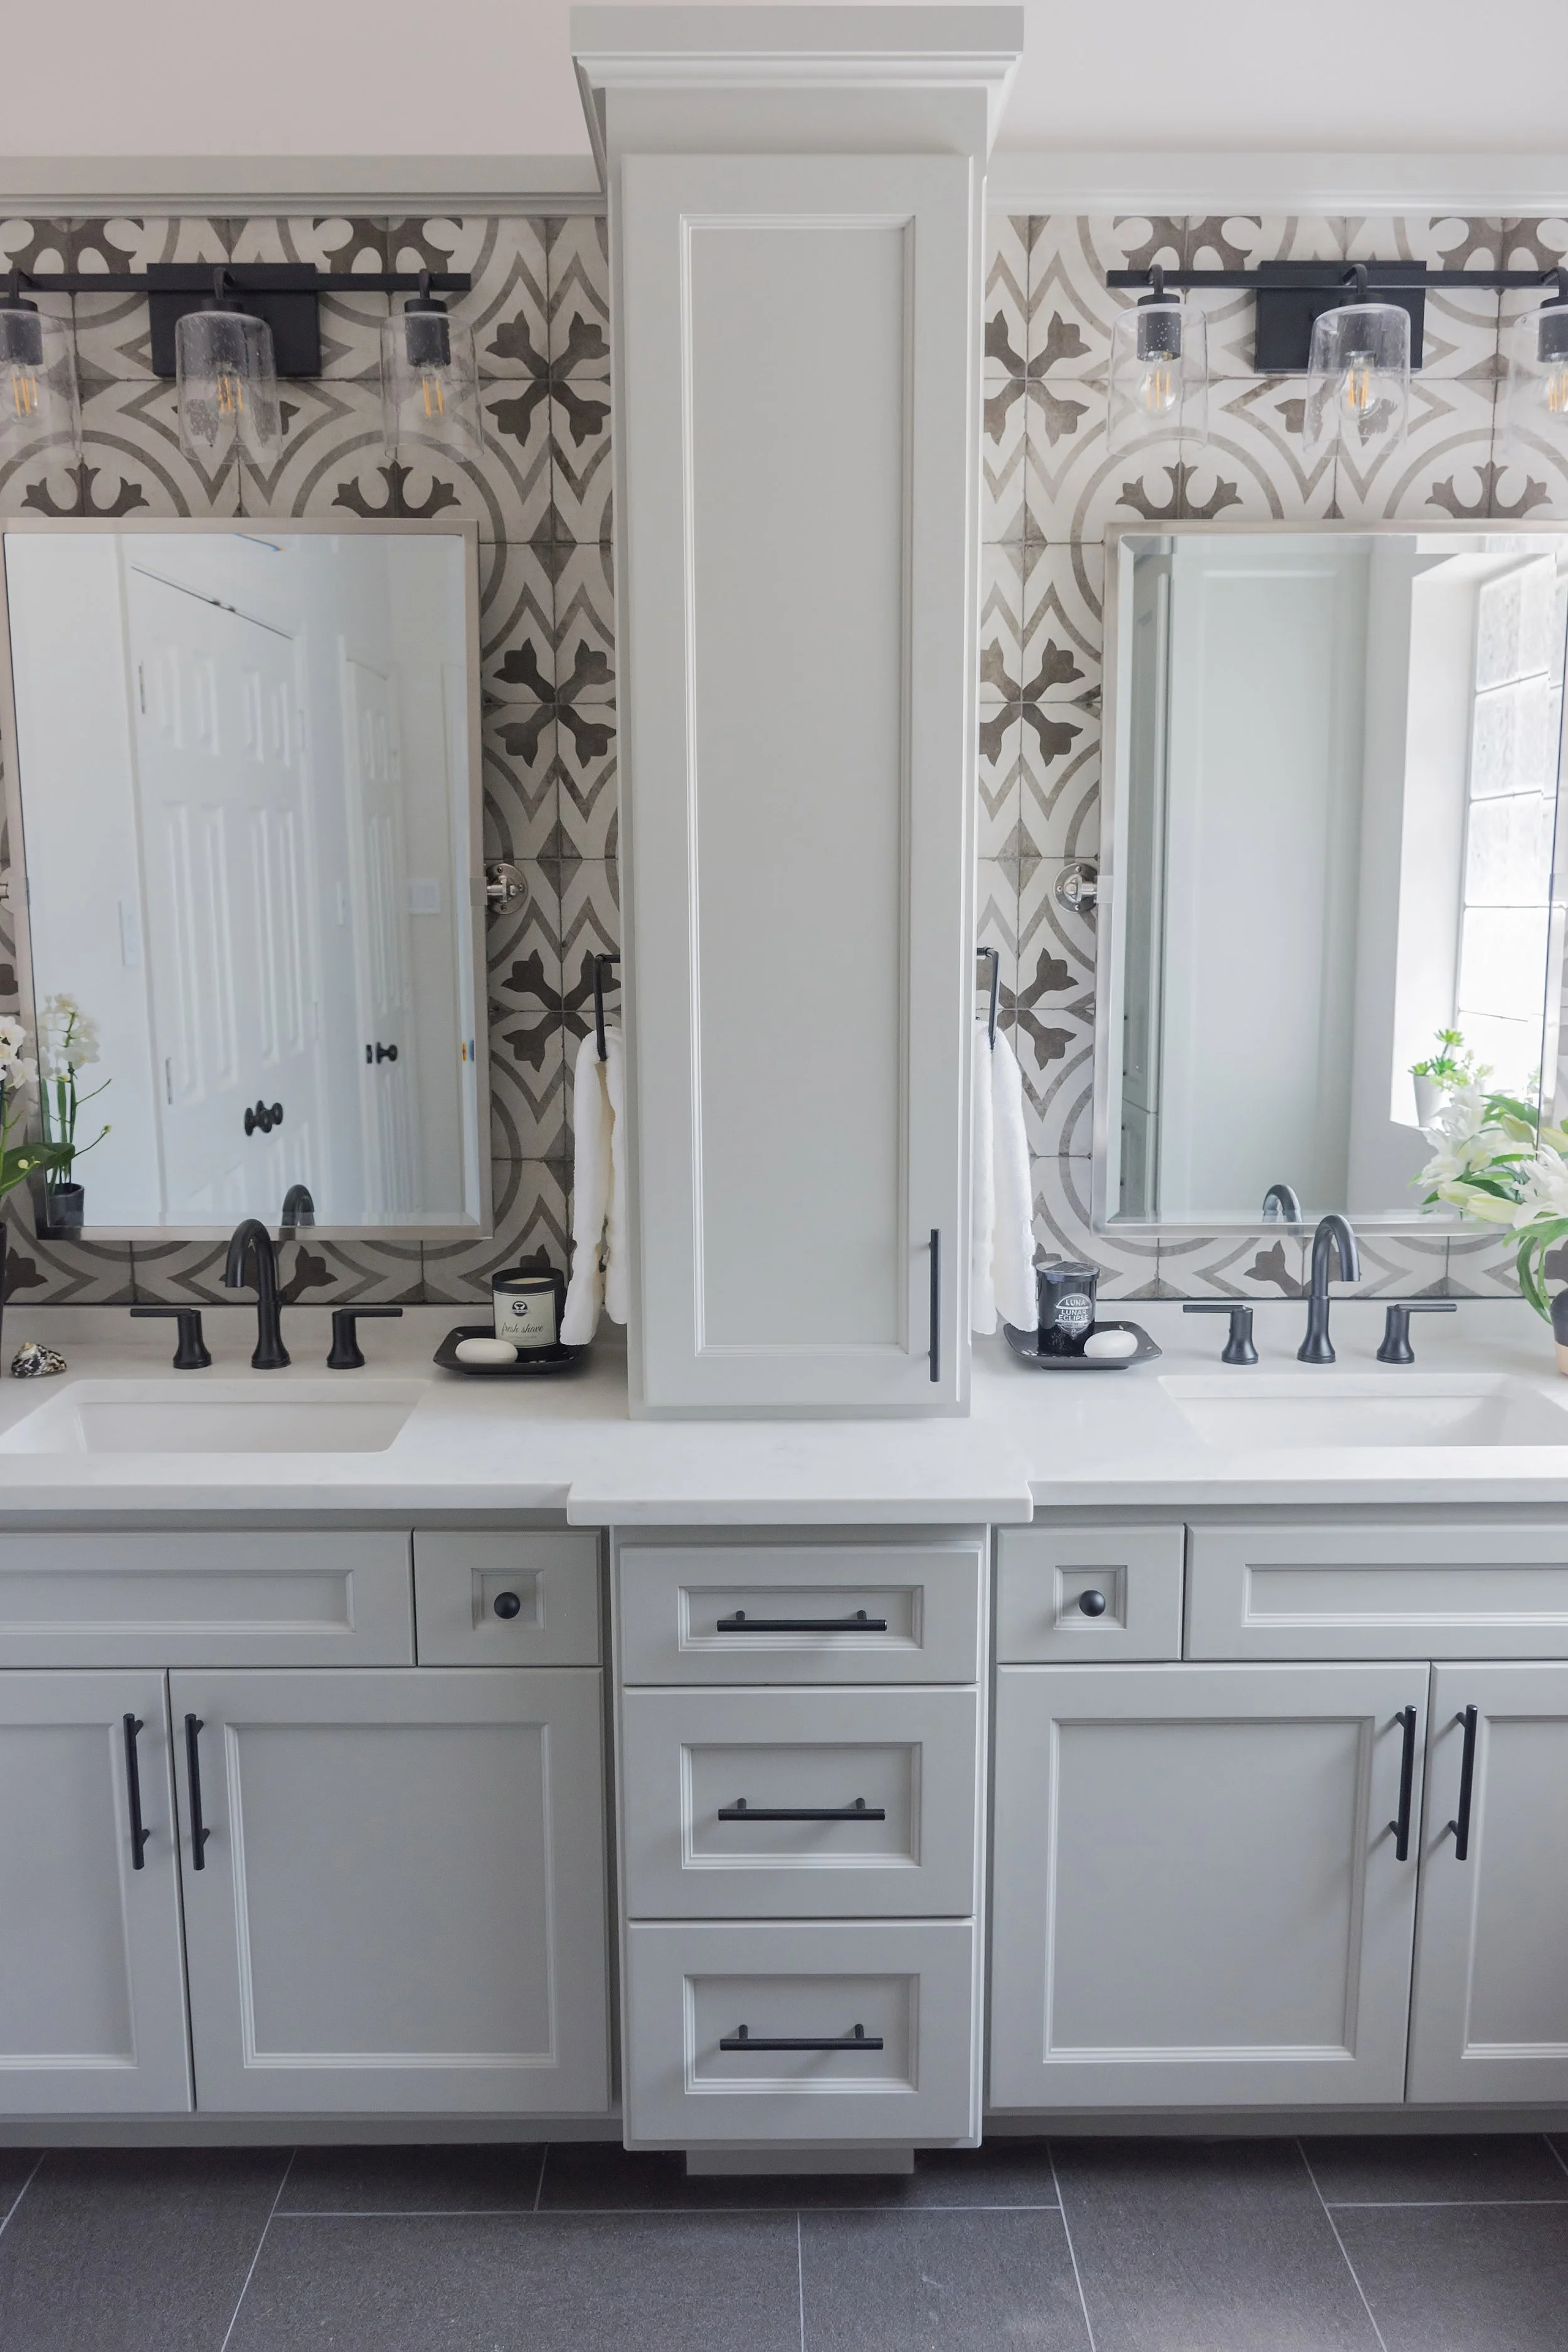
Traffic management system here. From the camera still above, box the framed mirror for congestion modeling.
[0,519,489,1239]
[1098,522,1568,1231]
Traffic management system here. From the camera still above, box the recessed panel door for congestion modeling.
[172,1668,608,2114]
[0,1671,191,2115]
[990,1661,1429,2109]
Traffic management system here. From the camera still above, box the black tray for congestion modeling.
[433,1324,588,1377]
[1002,1318,1162,1370]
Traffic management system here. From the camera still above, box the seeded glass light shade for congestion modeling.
[0,300,81,465]
[381,299,484,462]
[175,306,282,467]
[1503,301,1568,449]
[1303,300,1410,456]
[1108,297,1208,452]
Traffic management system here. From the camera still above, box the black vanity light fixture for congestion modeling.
[0,261,477,470]
[1105,259,1568,458]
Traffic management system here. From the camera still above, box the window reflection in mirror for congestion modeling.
[1101,528,1568,1229]
[0,525,485,1235]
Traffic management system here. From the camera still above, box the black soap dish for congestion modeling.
[433,1323,587,1377]
[1002,1319,1162,1370]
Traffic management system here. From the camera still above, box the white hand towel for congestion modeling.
[602,1027,629,1325]
[970,1017,998,1334]
[990,1024,1038,1332]
[560,1029,613,1345]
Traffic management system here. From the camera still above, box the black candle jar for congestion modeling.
[1037,1261,1099,1356]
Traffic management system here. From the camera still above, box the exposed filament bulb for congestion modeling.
[1339,349,1377,413]
[420,372,447,420]
[215,371,245,418]
[1136,359,1180,416]
[7,365,40,420]
[1540,364,1568,417]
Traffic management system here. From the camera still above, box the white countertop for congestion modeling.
[1,1298,1567,1523]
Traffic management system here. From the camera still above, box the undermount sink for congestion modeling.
[1162,1372,1568,1451]
[0,1379,425,1456]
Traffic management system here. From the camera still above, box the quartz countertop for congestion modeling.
[1,1297,1566,1524]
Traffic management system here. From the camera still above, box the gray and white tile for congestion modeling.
[71,215,231,381]
[1334,377,1497,522]
[546,215,611,379]
[1187,213,1345,379]
[552,538,615,700]
[229,215,391,379]
[1017,704,1099,863]
[1347,214,1503,383]
[983,213,1031,384]
[1034,1155,1161,1300]
[1182,376,1336,522]
[555,712,618,862]
[421,1158,571,1300]
[388,218,550,384]
[482,538,558,705]
[1026,215,1186,381]
[980,373,1029,544]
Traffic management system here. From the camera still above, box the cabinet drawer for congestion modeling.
[413,1531,600,1665]
[621,1685,980,1919]
[0,1531,413,1666]
[1188,1523,1568,1660]
[616,1538,983,1684]
[997,1524,1184,1661]
[623,1919,978,2144]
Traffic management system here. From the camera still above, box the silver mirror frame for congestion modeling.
[0,514,494,1243]
[1093,517,1568,1237]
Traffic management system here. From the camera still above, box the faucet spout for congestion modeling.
[224,1218,290,1370]
[1298,1214,1360,1365]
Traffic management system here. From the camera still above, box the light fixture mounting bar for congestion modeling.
[1106,262,1565,376]
[2,265,472,380]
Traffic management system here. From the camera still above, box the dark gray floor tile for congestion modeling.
[278,2142,544,2212]
[1545,2135,1568,2181]
[1053,2137,1379,2352]
[0,2148,289,2352]
[226,2212,802,2352]
[1305,2132,1568,2205]
[0,2151,41,2224]
[539,2136,1061,2211]
[800,2208,1089,2352]
[1335,2204,1568,2351]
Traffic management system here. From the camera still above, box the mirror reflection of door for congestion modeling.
[125,567,323,1222]
[341,652,419,1216]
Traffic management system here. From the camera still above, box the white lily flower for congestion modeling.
[37,993,100,1077]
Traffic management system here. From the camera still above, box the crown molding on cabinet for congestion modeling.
[985,149,1568,216]
[0,154,607,215]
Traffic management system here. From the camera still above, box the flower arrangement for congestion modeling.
[1416,1085,1568,1320]
[1410,1027,1490,1093]
[0,1016,68,1204]
[36,995,109,1199]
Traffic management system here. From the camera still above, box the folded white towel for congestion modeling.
[603,1027,628,1326]
[974,1022,1037,1335]
[560,1029,613,1345]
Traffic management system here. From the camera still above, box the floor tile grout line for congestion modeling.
[1323,2196,1568,2209]
[533,2144,548,2215]
[1047,2142,1098,2352]
[1298,2137,1389,2352]
[218,2146,296,2352]
[796,2210,806,2352]
[1548,2137,1568,2186]
[0,2153,44,2243]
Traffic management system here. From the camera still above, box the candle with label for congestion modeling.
[491,1266,566,1356]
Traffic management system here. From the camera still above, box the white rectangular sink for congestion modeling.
[0,1379,425,1456]
[1162,1372,1568,1451]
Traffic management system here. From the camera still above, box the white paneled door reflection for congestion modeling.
[127,569,322,1222]
[341,654,418,1216]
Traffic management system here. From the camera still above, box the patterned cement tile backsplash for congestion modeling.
[3,209,1556,1315]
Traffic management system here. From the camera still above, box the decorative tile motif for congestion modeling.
[975,859,1020,1017]
[982,215,1030,384]
[422,1160,571,1298]
[1190,215,1345,376]
[1155,1227,1309,1300]
[2,1204,132,1307]
[1333,378,1497,522]
[127,1232,422,1308]
[546,216,611,379]
[71,216,231,381]
[546,374,613,543]
[1347,215,1503,383]
[1025,216,1186,382]
[1182,376,1336,522]
[1036,1158,1160,1299]
[977,699,1022,861]
[1015,858,1096,1163]
[552,539,615,699]
[1444,1226,1525,1298]
[1333,1227,1454,1300]
[558,859,621,1027]
[1017,705,1099,864]
[556,714,618,862]
[980,369,1028,544]
[481,539,558,705]
[229,216,391,381]
[484,709,560,864]
[0,377,241,521]
[488,1002,567,1162]
[387,218,549,386]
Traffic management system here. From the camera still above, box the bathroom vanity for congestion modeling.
[4,1300,1568,2156]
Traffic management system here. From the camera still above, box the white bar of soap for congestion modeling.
[456,1335,519,1365]
[1083,1328,1138,1360]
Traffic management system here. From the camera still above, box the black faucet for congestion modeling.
[224,1219,290,1369]
[1298,1213,1360,1364]
[1261,1182,1303,1226]
[281,1183,315,1230]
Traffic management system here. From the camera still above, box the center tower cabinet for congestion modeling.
[573,6,1024,1414]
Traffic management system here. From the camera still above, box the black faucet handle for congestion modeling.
[1376,1300,1457,1365]
[130,1305,213,1370]
[327,1306,404,1371]
[1182,1301,1258,1365]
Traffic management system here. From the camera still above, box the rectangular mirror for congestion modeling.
[0,521,488,1237]
[1098,524,1568,1231]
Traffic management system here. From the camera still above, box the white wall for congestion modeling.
[0,0,1560,166]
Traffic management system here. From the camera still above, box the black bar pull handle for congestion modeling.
[718,1608,890,1634]
[1449,1705,1479,1860]
[929,1227,941,1383]
[718,1796,887,1822]
[1388,1705,1417,1860]
[721,2022,884,2052]
[184,1712,211,1870]
[122,1712,152,1869]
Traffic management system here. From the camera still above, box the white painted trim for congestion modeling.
[0,156,605,215]
[985,149,1568,218]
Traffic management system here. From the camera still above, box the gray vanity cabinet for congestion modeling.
[171,1667,610,2115]
[989,1661,1429,2110]
[0,1671,191,2114]
[1406,1664,1568,2104]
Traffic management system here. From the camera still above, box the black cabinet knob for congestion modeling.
[492,1591,522,1619]
[1078,1588,1108,1618]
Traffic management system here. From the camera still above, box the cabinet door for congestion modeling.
[0,1671,191,2114]
[172,1668,608,2114]
[1408,1664,1568,2103]
[990,1663,1428,2109]
[618,153,975,1413]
